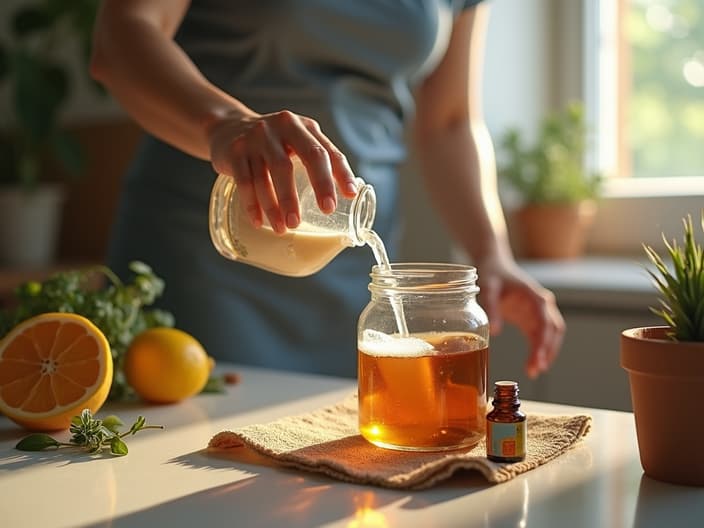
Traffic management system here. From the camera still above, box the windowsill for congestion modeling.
[602,176,704,198]
[585,186,704,255]
[518,256,659,311]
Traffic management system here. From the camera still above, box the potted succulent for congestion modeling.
[621,212,704,486]
[0,0,99,267]
[497,101,602,259]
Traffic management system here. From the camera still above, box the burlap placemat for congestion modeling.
[208,395,592,490]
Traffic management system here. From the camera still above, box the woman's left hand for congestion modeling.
[476,254,565,379]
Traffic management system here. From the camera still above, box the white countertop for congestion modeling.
[1,364,702,528]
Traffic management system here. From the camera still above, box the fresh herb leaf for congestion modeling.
[101,415,123,434]
[15,409,163,457]
[110,437,128,456]
[15,433,61,451]
[201,375,226,394]
[127,415,146,435]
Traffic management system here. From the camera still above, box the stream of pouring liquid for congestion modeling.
[362,230,409,337]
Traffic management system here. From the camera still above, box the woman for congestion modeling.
[90,0,564,378]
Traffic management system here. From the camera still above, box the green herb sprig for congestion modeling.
[0,261,174,400]
[15,409,164,457]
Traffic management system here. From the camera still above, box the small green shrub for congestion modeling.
[0,0,100,190]
[498,101,602,205]
[644,212,704,342]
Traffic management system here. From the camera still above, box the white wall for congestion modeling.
[483,0,553,147]
[399,0,553,261]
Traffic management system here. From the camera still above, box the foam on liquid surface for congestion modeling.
[360,329,435,357]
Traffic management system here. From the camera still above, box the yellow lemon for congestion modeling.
[124,327,213,403]
[0,312,113,431]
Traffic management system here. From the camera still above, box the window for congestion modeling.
[585,0,704,184]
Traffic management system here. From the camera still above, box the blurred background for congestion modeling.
[1,0,703,411]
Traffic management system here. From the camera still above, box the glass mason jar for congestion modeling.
[209,156,377,277]
[357,263,490,452]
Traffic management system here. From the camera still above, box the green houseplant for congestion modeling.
[0,0,99,267]
[498,101,602,259]
[621,212,704,486]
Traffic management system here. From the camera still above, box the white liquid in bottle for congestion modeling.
[209,157,376,277]
[209,155,408,335]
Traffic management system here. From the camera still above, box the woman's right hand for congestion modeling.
[91,1,355,234]
[208,110,357,234]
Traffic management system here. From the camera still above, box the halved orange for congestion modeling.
[0,312,113,431]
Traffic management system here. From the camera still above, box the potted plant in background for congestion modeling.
[0,0,99,267]
[497,101,602,260]
[621,212,704,486]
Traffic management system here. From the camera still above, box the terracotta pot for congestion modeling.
[621,326,704,486]
[511,201,596,260]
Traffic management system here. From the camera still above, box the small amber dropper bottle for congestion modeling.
[486,380,527,462]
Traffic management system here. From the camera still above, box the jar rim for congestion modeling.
[369,262,479,295]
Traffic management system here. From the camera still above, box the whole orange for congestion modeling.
[124,328,213,403]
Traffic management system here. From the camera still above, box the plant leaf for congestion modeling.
[102,415,124,434]
[11,51,68,142]
[16,434,60,451]
[129,416,147,435]
[645,211,704,341]
[50,131,85,176]
[0,42,8,81]
[129,261,153,275]
[110,437,128,456]
[11,6,51,37]
[80,408,93,424]
[201,375,226,394]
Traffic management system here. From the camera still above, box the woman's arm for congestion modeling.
[413,5,508,264]
[90,0,355,232]
[412,5,565,378]
[91,0,245,160]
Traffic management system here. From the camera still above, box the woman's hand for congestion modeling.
[208,110,357,233]
[411,6,564,379]
[476,254,565,379]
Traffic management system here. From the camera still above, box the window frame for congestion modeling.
[581,0,704,256]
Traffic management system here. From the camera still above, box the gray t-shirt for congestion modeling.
[177,0,482,166]
[108,0,485,377]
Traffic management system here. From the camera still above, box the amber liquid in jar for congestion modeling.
[358,331,488,451]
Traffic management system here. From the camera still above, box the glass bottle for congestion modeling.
[486,380,527,462]
[357,263,490,452]
[209,156,376,277]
